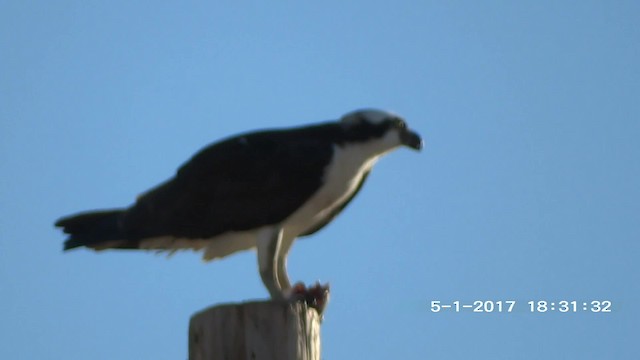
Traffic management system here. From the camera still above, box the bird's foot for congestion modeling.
[287,281,330,315]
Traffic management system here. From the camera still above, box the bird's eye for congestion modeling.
[391,117,406,129]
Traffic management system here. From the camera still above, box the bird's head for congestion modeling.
[339,109,423,153]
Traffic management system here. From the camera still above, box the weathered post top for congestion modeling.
[189,300,321,360]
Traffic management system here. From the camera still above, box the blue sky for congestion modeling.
[1,1,638,359]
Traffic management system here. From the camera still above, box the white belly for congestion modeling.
[281,145,380,237]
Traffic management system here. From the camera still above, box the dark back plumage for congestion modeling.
[123,124,338,240]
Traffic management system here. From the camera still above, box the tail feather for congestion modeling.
[55,210,126,250]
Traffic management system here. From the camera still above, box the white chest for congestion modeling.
[282,145,380,236]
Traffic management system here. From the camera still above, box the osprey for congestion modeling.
[56,109,422,305]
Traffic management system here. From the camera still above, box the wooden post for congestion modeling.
[189,301,321,360]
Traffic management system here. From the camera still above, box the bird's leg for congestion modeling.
[276,236,295,293]
[276,236,330,314]
[257,227,286,301]
[277,258,292,291]
[257,227,330,314]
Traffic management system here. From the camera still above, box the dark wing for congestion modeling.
[121,128,334,240]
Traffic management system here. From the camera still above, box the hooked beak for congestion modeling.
[400,129,423,151]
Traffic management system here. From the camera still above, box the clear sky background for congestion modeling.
[1,1,638,359]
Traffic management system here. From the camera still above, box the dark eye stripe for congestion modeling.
[391,118,406,129]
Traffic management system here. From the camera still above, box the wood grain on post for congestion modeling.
[189,301,321,360]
